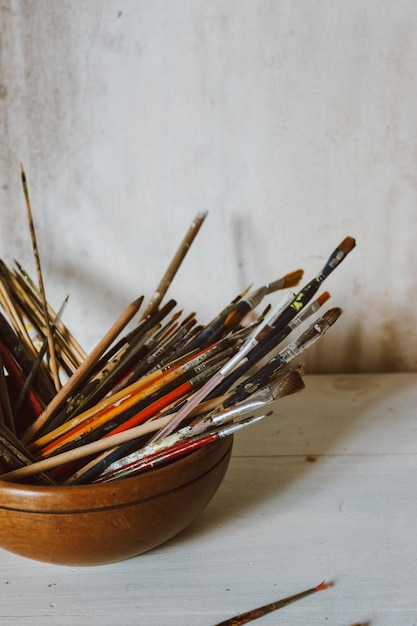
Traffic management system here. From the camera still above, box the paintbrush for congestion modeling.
[21,294,144,444]
[140,211,207,321]
[20,164,61,392]
[213,580,331,625]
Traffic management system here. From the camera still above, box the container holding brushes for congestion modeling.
[0,172,356,564]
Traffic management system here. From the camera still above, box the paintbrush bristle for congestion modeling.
[270,368,305,400]
[282,268,304,288]
[339,235,356,254]
[317,291,330,306]
[322,306,342,327]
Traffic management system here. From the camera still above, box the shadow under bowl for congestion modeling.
[0,436,233,566]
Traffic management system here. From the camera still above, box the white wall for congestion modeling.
[0,0,416,372]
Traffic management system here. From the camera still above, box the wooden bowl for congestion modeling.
[0,437,232,566]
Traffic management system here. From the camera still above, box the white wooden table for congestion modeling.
[1,373,416,625]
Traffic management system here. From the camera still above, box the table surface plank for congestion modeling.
[1,373,417,625]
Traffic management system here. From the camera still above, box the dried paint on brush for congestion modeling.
[213,580,331,625]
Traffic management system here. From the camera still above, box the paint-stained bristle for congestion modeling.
[181,311,196,324]
[283,268,304,288]
[339,235,356,254]
[240,284,253,298]
[270,369,305,400]
[322,307,342,327]
[315,580,331,591]
[317,291,331,306]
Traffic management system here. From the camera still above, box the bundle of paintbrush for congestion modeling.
[0,167,356,486]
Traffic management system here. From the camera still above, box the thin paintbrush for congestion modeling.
[20,164,61,392]
[21,294,144,444]
[140,211,207,321]
[213,580,331,626]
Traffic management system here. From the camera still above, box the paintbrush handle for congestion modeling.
[140,211,207,321]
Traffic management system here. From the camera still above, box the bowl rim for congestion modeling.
[0,436,233,514]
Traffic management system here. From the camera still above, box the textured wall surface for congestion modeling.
[0,0,416,372]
